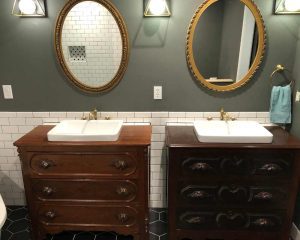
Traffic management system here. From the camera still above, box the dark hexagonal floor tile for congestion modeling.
[149,220,167,236]
[8,207,28,221]
[149,210,160,223]
[1,229,13,240]
[117,235,133,240]
[159,211,167,223]
[95,232,117,240]
[74,231,96,240]
[7,218,30,233]
[9,230,31,240]
[51,231,75,240]
[2,218,12,230]
[149,233,159,240]
[160,233,168,240]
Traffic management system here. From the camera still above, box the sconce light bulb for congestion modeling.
[284,0,300,11]
[149,0,167,15]
[18,0,37,15]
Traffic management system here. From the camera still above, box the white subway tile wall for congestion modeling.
[62,1,122,87]
[0,112,270,207]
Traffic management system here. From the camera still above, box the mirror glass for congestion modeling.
[186,0,265,92]
[55,0,129,92]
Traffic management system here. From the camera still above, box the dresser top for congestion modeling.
[14,125,151,147]
[166,126,300,149]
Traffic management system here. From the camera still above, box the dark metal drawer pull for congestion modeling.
[116,186,130,196]
[260,163,282,173]
[187,190,210,199]
[45,211,56,220]
[40,160,53,169]
[113,160,128,170]
[190,162,212,171]
[117,213,129,223]
[253,218,275,227]
[254,192,273,201]
[185,216,205,224]
[42,186,54,196]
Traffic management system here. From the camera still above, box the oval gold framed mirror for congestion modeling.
[55,0,129,93]
[186,0,266,92]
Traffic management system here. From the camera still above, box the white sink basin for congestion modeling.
[194,120,273,143]
[47,120,123,141]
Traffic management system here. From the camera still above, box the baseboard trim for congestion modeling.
[291,222,300,240]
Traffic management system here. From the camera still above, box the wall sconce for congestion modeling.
[12,0,46,17]
[275,0,300,14]
[144,0,171,17]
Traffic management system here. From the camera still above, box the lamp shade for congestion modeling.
[144,0,171,17]
[12,0,46,17]
[275,0,300,14]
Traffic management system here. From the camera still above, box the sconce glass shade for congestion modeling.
[275,0,300,14]
[144,0,171,17]
[12,0,46,17]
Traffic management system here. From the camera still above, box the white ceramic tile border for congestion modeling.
[0,111,270,207]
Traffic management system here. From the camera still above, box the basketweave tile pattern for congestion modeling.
[1,206,168,240]
[0,111,270,208]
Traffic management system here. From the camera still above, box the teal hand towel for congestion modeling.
[270,85,291,124]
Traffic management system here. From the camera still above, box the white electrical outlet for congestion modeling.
[2,85,13,99]
[154,86,162,100]
[296,91,300,102]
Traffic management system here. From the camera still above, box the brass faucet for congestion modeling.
[88,108,98,120]
[81,108,98,120]
[220,108,236,121]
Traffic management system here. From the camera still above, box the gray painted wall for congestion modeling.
[291,27,300,138]
[0,0,299,112]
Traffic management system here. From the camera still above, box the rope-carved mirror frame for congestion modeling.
[186,0,266,92]
[55,0,129,93]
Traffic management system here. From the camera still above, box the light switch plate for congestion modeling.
[2,85,13,99]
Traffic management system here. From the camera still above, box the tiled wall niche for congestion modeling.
[0,111,270,207]
[62,1,122,87]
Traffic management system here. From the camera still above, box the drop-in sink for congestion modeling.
[194,120,273,143]
[47,120,123,141]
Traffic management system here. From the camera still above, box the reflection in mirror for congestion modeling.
[55,0,129,92]
[194,0,257,84]
[62,1,122,87]
[186,0,265,92]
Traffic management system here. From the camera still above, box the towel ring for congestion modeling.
[270,64,294,88]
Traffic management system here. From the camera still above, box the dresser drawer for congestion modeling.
[30,153,138,177]
[38,204,138,230]
[178,184,287,208]
[177,209,283,231]
[175,149,293,178]
[32,179,138,202]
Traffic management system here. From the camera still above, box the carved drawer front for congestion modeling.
[180,151,292,177]
[182,157,220,175]
[252,158,291,177]
[180,185,217,203]
[32,179,138,202]
[179,185,286,207]
[178,210,282,231]
[30,153,137,177]
[38,205,138,229]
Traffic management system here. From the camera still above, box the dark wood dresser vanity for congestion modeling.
[14,125,151,240]
[166,126,300,240]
